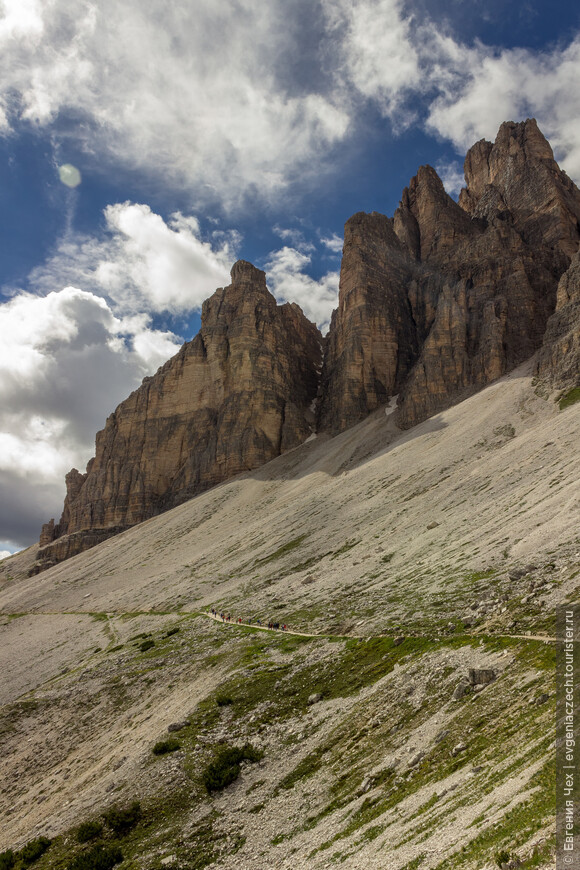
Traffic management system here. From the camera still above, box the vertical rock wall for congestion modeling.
[37,261,322,569]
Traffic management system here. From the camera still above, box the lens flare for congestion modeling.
[58,164,82,188]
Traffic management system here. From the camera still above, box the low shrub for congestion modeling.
[0,851,15,870]
[76,821,104,843]
[202,744,264,793]
[0,838,52,870]
[215,694,234,707]
[495,850,519,868]
[19,839,51,866]
[67,844,123,870]
[152,738,180,756]
[164,627,180,637]
[102,801,142,836]
[139,639,155,652]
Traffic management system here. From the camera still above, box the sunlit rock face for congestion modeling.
[537,248,580,389]
[37,120,580,572]
[37,261,322,570]
[319,119,580,431]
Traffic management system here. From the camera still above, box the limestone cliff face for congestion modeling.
[537,249,580,388]
[37,262,322,569]
[317,212,422,433]
[319,119,580,432]
[37,119,580,572]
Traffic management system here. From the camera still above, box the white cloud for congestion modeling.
[324,0,421,125]
[322,1,580,185]
[425,36,580,181]
[0,285,183,545]
[0,0,349,208]
[273,226,314,252]
[436,160,465,198]
[265,246,339,332]
[27,203,238,315]
[96,204,236,312]
[319,232,343,254]
[1,0,579,203]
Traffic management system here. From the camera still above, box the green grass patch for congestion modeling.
[66,844,123,870]
[102,801,142,836]
[139,639,155,652]
[558,386,580,410]
[0,839,52,870]
[76,822,103,844]
[254,535,307,566]
[152,738,181,756]
[202,744,264,792]
[331,539,361,560]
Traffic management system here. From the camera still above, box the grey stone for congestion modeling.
[408,752,425,768]
[468,668,496,686]
[508,568,527,580]
[453,681,471,700]
[308,692,323,705]
[167,720,190,733]
[357,776,374,795]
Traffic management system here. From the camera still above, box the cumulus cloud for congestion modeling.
[0,286,183,546]
[436,160,465,198]
[425,36,580,180]
[323,0,421,126]
[265,246,339,332]
[27,203,238,315]
[319,232,344,254]
[1,0,579,203]
[323,0,580,183]
[0,0,349,208]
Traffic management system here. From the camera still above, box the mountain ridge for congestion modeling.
[35,118,580,572]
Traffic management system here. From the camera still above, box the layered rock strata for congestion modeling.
[37,119,580,571]
[318,119,580,432]
[37,262,322,570]
[537,249,580,388]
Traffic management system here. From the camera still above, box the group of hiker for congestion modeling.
[209,608,288,632]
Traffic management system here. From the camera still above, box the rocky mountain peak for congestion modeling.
[229,258,267,287]
[321,119,580,433]
[395,163,478,262]
[460,117,580,256]
[36,265,322,572]
[35,119,580,571]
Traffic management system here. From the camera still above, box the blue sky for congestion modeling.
[1,0,580,554]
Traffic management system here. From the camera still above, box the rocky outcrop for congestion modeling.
[37,120,580,571]
[537,249,580,387]
[319,119,580,432]
[460,118,580,257]
[38,262,322,569]
[317,212,423,432]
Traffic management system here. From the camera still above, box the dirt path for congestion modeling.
[200,610,556,643]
